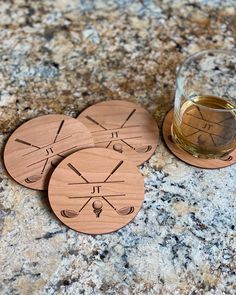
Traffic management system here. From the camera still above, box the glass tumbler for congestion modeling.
[172,50,236,159]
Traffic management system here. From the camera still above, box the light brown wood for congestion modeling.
[4,114,94,190]
[48,148,144,234]
[162,109,236,169]
[77,100,159,166]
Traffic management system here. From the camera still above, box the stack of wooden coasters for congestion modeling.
[4,100,159,234]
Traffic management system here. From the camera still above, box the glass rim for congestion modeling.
[176,49,236,112]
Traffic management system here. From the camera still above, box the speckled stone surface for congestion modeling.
[0,1,236,294]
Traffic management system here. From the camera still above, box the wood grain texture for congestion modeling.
[4,114,94,190]
[48,148,144,234]
[162,109,236,169]
[77,100,159,166]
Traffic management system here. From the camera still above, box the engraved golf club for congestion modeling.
[120,139,152,153]
[25,156,61,183]
[101,160,134,216]
[61,209,79,218]
[135,145,152,153]
[25,158,49,183]
[65,160,135,217]
[102,196,134,215]
[86,108,152,154]
[113,142,152,154]
[61,198,134,218]
[60,197,93,218]
[14,138,42,183]
[16,120,66,183]
[25,175,42,183]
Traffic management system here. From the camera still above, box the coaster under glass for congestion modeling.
[162,109,236,169]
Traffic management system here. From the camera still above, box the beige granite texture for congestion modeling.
[0,0,236,294]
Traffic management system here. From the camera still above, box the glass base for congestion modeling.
[171,125,234,160]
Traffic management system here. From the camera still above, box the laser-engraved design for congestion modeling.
[91,185,101,194]
[85,115,107,130]
[68,194,126,199]
[48,148,144,234]
[182,105,235,149]
[54,120,64,143]
[61,209,78,218]
[101,197,134,215]
[197,134,207,145]
[117,206,134,215]
[4,115,94,190]
[92,200,103,217]
[202,123,212,130]
[77,100,159,166]
[162,108,236,169]
[66,158,131,215]
[67,163,89,183]
[66,160,129,215]
[46,147,54,156]
[220,154,233,161]
[121,109,136,128]
[111,131,119,138]
[25,175,42,183]
[86,116,143,150]
[113,143,123,153]
[19,120,68,183]
[15,138,40,149]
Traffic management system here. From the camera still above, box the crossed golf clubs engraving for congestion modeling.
[85,108,152,153]
[60,160,134,218]
[15,120,78,183]
[184,105,234,147]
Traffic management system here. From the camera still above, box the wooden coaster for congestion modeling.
[77,100,159,166]
[4,115,94,190]
[48,148,144,234]
[162,109,236,169]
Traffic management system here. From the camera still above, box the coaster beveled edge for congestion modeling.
[162,108,236,169]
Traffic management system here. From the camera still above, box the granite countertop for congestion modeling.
[0,1,236,294]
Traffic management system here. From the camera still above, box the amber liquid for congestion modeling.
[172,95,236,158]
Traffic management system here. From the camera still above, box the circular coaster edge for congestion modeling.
[48,147,144,234]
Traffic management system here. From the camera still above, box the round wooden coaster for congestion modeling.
[162,109,236,169]
[77,100,159,166]
[4,114,94,190]
[48,148,144,234]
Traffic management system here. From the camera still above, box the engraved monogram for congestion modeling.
[86,109,152,153]
[61,160,135,218]
[14,120,78,183]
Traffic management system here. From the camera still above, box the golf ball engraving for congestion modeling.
[77,100,159,166]
[49,148,144,234]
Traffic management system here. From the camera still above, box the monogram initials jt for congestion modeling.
[91,185,101,194]
[111,131,119,138]
[202,123,212,130]
[46,147,54,155]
